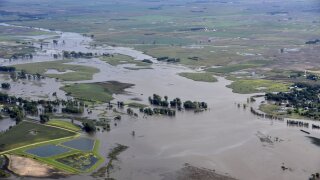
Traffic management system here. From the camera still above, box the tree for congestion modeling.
[40,114,50,124]
[1,83,10,89]
[82,121,96,132]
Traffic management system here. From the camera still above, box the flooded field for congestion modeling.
[26,145,70,157]
[0,23,320,180]
[62,138,95,151]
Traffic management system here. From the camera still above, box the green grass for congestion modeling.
[206,61,270,74]
[178,72,217,82]
[13,60,99,81]
[0,121,76,152]
[61,81,134,103]
[259,104,309,120]
[47,120,81,132]
[100,54,149,67]
[124,66,153,70]
[126,102,148,109]
[259,104,282,115]
[227,79,290,94]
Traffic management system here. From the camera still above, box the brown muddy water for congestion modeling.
[1,23,320,180]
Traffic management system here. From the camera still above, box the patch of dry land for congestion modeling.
[7,155,68,178]
[163,164,237,180]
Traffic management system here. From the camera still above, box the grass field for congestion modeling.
[13,60,99,81]
[62,81,134,102]
[0,0,319,72]
[100,54,150,67]
[259,104,282,115]
[205,61,270,74]
[126,102,148,109]
[178,72,217,82]
[227,79,290,94]
[0,121,76,152]
[0,25,53,59]
[47,120,81,132]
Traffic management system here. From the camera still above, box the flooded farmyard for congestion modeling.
[0,1,320,179]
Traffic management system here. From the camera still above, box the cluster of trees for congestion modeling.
[306,39,320,44]
[140,107,176,116]
[1,83,10,89]
[9,70,43,80]
[62,105,84,114]
[0,92,88,124]
[306,74,319,81]
[183,101,208,110]
[63,51,94,59]
[142,59,153,64]
[0,66,16,72]
[10,53,33,60]
[82,121,96,132]
[156,56,180,63]
[2,106,23,123]
[126,108,138,117]
[170,98,182,109]
[265,83,320,120]
[40,114,50,124]
[149,94,208,112]
[149,94,169,107]
[188,56,200,61]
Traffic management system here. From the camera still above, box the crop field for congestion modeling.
[0,121,76,152]
[47,120,81,132]
[0,0,318,71]
[0,0,320,80]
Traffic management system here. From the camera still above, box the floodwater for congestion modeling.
[0,118,16,132]
[1,23,320,180]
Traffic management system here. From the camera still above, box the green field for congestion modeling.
[100,54,150,67]
[178,72,217,82]
[0,121,76,152]
[47,120,81,132]
[205,61,270,74]
[126,102,148,109]
[13,60,100,81]
[62,81,134,102]
[0,25,53,59]
[227,79,290,94]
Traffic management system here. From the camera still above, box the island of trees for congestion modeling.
[265,82,320,120]
[137,94,208,116]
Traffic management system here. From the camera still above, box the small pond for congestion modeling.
[57,153,98,171]
[26,144,70,157]
[62,138,95,151]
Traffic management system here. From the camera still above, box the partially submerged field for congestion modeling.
[0,121,76,152]
[62,81,134,102]
[0,120,103,175]
[178,72,217,82]
[13,60,100,81]
[47,120,81,132]
[227,79,291,94]
[100,54,150,67]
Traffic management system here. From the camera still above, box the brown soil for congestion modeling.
[162,163,237,180]
[6,155,69,178]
